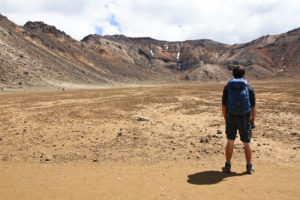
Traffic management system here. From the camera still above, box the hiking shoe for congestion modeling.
[222,162,231,173]
[246,163,255,174]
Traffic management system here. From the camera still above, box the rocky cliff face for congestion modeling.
[1,13,299,88]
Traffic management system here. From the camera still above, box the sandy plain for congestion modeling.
[0,80,299,200]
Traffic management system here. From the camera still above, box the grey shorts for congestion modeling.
[226,114,252,143]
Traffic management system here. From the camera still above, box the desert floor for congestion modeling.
[0,80,299,200]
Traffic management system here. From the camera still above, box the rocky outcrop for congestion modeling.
[24,21,69,38]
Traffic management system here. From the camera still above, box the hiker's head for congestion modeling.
[232,66,245,78]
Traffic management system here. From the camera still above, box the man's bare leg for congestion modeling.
[244,142,255,174]
[243,142,252,163]
[226,139,235,163]
[223,139,235,173]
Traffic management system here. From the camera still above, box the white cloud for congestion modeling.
[0,0,115,40]
[1,0,300,44]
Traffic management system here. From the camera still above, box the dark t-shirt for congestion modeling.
[222,82,256,107]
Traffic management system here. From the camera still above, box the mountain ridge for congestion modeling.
[1,13,299,89]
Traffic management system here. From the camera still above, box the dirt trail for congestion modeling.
[0,81,299,199]
[0,160,299,200]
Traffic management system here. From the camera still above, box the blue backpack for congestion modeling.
[227,78,251,115]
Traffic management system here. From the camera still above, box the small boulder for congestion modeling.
[200,137,209,143]
[203,148,209,154]
[117,132,122,137]
[217,130,222,134]
[138,116,150,121]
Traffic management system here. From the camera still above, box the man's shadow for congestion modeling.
[187,171,246,185]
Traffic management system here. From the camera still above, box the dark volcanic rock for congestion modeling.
[24,21,68,38]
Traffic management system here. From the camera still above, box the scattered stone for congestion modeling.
[190,142,195,146]
[291,132,297,136]
[217,130,222,134]
[93,159,98,162]
[257,143,261,146]
[117,132,122,137]
[203,148,209,154]
[41,155,51,162]
[62,87,66,91]
[200,137,209,143]
[138,116,150,121]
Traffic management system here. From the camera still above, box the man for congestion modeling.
[222,66,256,174]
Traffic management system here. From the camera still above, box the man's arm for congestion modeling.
[248,84,256,125]
[252,106,256,124]
[222,105,227,121]
[222,85,228,121]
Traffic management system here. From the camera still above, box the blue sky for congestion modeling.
[108,15,122,32]
[95,14,122,36]
[1,0,300,44]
